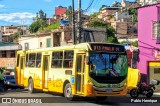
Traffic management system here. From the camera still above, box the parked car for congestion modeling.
[3,75,24,90]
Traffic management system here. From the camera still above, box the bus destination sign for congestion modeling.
[91,44,125,52]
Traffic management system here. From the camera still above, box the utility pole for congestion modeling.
[72,0,76,44]
[77,0,82,43]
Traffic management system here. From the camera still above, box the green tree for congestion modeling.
[29,21,41,33]
[88,21,107,28]
[99,5,109,11]
[39,22,60,31]
[120,41,138,47]
[36,10,47,20]
[29,10,47,33]
[11,29,23,43]
[132,41,138,47]
[106,26,118,43]
[128,8,137,22]
[89,12,99,19]
[66,6,72,23]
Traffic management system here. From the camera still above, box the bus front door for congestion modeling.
[19,56,25,85]
[76,54,86,94]
[42,55,50,89]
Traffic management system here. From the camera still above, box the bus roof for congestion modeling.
[17,42,124,53]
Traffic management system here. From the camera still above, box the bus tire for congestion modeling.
[28,78,36,93]
[64,83,74,101]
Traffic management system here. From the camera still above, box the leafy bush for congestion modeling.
[40,22,60,31]
[88,21,107,28]
[120,41,138,47]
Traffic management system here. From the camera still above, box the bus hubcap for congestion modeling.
[29,82,32,91]
[66,87,71,97]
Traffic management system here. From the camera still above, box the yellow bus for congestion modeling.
[15,42,128,100]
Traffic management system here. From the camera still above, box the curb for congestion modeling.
[154,93,160,95]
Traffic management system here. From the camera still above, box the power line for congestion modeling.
[84,0,95,12]
[92,0,102,12]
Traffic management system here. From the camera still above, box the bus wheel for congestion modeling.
[64,83,74,101]
[28,78,35,93]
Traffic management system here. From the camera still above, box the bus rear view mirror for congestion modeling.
[86,56,90,65]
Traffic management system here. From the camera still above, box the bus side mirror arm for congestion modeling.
[86,56,90,65]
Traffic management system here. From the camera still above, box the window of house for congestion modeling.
[25,43,29,50]
[2,51,7,58]
[40,42,42,48]
[36,53,41,68]
[152,21,160,39]
[154,68,160,74]
[47,38,51,47]
[63,51,74,68]
[51,52,63,68]
[10,51,15,58]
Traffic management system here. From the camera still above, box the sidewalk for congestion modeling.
[154,92,160,96]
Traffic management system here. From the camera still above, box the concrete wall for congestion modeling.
[111,22,128,36]
[18,35,52,50]
[137,4,160,82]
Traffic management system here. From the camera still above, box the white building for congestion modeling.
[138,0,160,5]
[114,11,133,22]
[0,31,2,42]
[18,29,71,50]
[121,0,133,7]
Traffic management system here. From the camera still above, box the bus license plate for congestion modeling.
[106,89,112,92]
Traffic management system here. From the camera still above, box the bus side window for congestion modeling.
[36,53,41,68]
[63,51,74,68]
[51,52,63,68]
[28,53,36,67]
[30,61,35,67]
[69,61,73,68]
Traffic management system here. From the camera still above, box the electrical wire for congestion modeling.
[84,0,95,12]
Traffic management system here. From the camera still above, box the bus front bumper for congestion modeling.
[85,84,128,97]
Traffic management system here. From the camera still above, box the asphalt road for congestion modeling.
[0,89,160,106]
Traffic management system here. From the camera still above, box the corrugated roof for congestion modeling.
[0,42,21,50]
[0,42,19,46]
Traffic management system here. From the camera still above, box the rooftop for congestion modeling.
[0,42,21,50]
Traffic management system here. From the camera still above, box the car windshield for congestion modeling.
[89,52,128,77]
[4,76,15,80]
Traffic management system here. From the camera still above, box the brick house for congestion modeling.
[55,6,67,17]
[0,42,21,71]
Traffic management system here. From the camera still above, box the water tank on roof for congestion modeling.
[60,20,69,26]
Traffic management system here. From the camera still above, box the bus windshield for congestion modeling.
[89,52,128,83]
